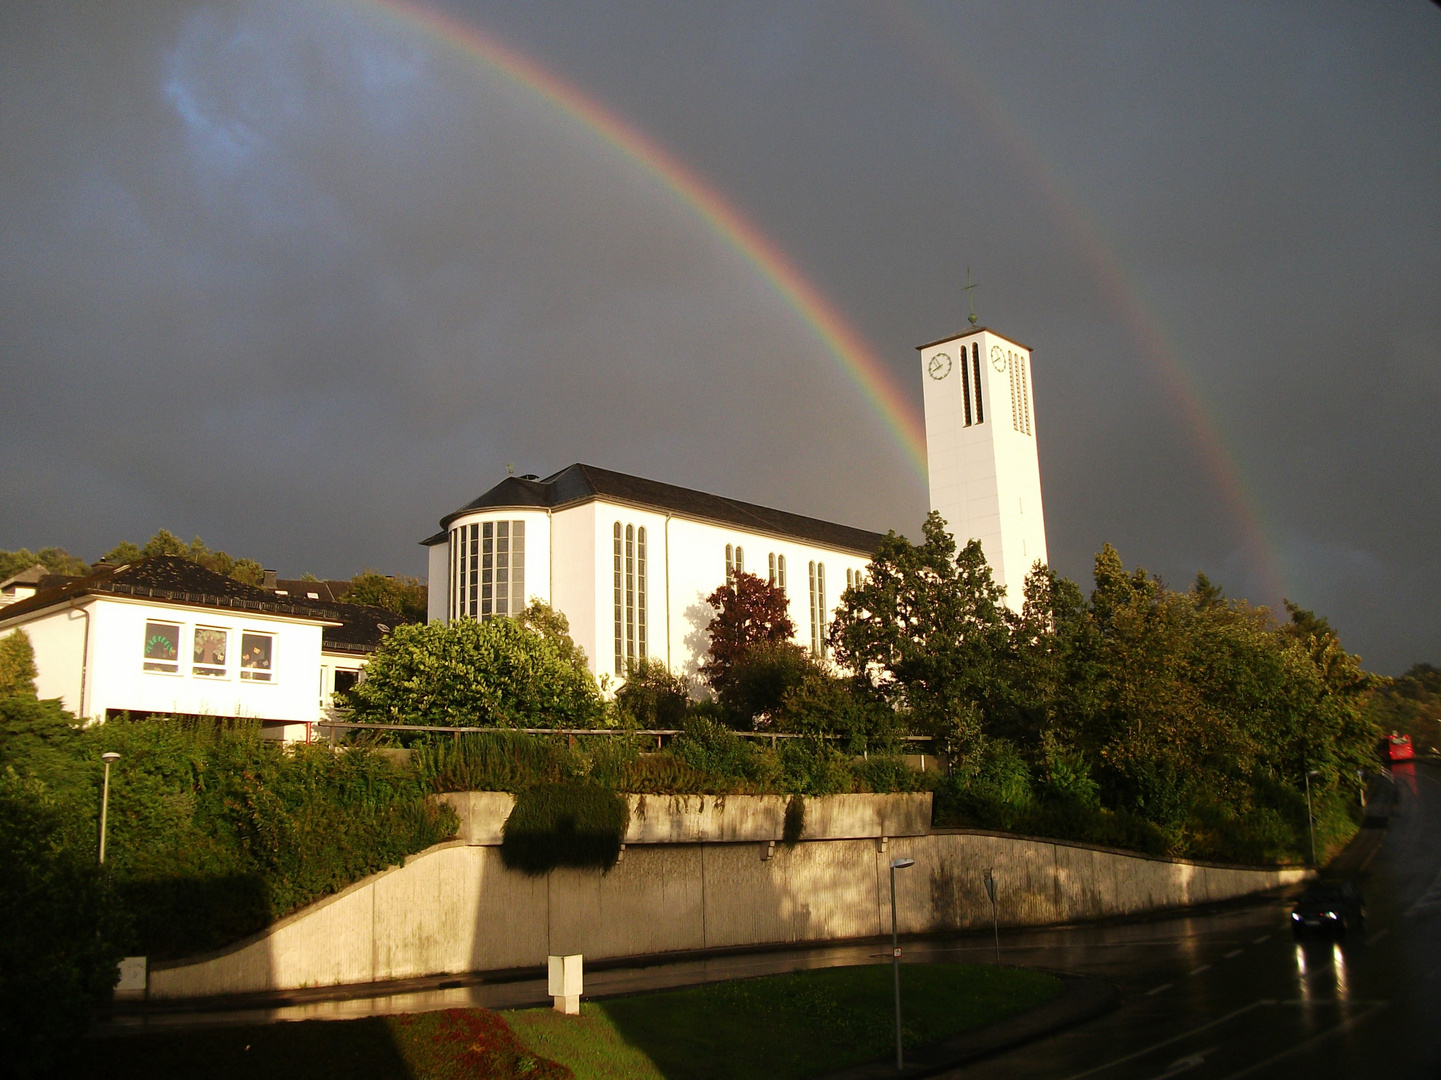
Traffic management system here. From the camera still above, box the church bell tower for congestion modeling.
[918,321,1047,607]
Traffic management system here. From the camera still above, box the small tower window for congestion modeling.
[961,353,973,426]
[972,342,984,424]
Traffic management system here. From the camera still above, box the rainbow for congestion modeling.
[359,0,930,484]
[881,4,1289,602]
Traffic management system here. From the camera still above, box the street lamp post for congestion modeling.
[1304,769,1321,867]
[99,751,120,865]
[889,856,915,1073]
[984,867,1000,965]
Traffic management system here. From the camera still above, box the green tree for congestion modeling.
[0,547,88,580]
[342,605,604,728]
[341,570,428,623]
[829,512,1011,757]
[0,629,38,697]
[1363,663,1441,753]
[101,530,264,586]
[615,658,689,728]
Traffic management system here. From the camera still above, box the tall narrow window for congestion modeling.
[808,561,818,655]
[735,546,744,575]
[845,568,855,591]
[470,523,481,618]
[777,555,786,592]
[816,563,827,658]
[961,353,973,426]
[625,524,635,667]
[972,342,984,423]
[725,543,734,586]
[1009,353,1021,432]
[636,527,647,662]
[614,523,623,675]
[511,521,525,613]
[1019,357,1031,435]
[768,552,776,585]
[478,522,491,618]
[449,529,457,620]
[495,521,510,617]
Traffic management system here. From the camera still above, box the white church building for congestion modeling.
[424,322,1046,682]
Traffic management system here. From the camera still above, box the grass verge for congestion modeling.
[504,962,1063,1080]
[72,963,1059,1080]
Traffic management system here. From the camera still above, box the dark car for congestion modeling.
[1290,880,1365,935]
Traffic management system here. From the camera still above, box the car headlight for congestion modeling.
[1323,912,1337,920]
[1291,913,1301,920]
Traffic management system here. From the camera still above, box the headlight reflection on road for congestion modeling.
[1294,943,1312,1004]
[1332,943,1348,1000]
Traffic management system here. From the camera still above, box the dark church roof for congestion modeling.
[0,556,395,654]
[426,463,886,556]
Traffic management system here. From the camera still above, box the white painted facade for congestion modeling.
[432,499,872,683]
[919,326,1048,606]
[3,595,332,734]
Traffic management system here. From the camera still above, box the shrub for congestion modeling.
[343,607,603,728]
[615,659,689,728]
[0,629,38,697]
[500,782,630,874]
[0,777,126,1079]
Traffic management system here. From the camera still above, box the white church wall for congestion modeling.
[550,502,597,675]
[588,502,672,685]
[426,540,449,623]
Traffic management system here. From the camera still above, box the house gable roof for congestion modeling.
[428,463,888,556]
[0,556,345,628]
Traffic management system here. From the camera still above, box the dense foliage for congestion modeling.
[0,545,89,580]
[0,627,38,696]
[500,781,630,874]
[0,699,455,961]
[1363,663,1441,755]
[343,603,604,728]
[830,513,1377,862]
[340,570,428,624]
[103,529,266,586]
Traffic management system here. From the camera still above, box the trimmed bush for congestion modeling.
[501,782,630,875]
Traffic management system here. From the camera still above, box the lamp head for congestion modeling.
[101,752,121,763]
[890,857,915,870]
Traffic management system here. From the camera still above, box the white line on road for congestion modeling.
[1218,1002,1387,1079]
[1252,935,1270,944]
[1189,964,1211,976]
[1146,983,1173,996]
[1060,1000,1276,1080]
[1223,949,1243,959]
[1366,928,1389,944]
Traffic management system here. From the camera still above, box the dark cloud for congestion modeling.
[1,1,1437,672]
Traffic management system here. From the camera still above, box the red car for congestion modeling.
[1386,733,1414,762]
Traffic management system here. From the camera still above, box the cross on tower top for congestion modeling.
[964,267,979,325]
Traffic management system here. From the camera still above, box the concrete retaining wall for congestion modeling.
[148,827,1307,1000]
[437,791,933,846]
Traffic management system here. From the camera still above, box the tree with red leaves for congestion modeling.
[701,572,803,717]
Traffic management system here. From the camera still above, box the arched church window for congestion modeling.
[777,555,786,592]
[725,544,734,586]
[614,523,624,676]
[616,521,648,675]
[637,527,648,662]
[972,342,984,423]
[768,552,776,585]
[625,525,635,668]
[961,353,973,426]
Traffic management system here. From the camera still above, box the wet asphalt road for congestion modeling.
[103,764,1441,1079]
[949,761,1441,1080]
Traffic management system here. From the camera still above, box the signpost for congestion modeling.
[889,856,915,1073]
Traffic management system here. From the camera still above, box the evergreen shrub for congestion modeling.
[500,782,630,874]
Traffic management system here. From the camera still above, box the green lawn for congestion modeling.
[505,963,1063,1080]
[72,963,1060,1080]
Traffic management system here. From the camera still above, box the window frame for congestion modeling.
[142,619,183,675]
[239,630,277,683]
[191,625,230,679]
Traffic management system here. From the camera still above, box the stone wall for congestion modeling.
[148,823,1308,1000]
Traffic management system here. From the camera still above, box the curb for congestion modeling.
[813,971,1119,1080]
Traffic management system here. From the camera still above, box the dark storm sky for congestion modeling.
[2,2,1437,673]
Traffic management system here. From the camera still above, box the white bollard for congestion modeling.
[548,954,583,1015]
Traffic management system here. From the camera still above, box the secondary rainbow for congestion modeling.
[361,0,929,484]
[883,3,1288,601]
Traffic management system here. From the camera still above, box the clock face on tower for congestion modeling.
[991,345,1006,371]
[928,352,952,380]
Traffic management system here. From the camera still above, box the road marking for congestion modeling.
[1153,1045,1221,1079]
[1146,983,1173,996]
[1189,964,1211,976]
[1060,1000,1276,1080]
[1218,1002,1386,1079]
[1366,928,1389,944]
[1252,935,1270,944]
[1223,949,1243,959]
